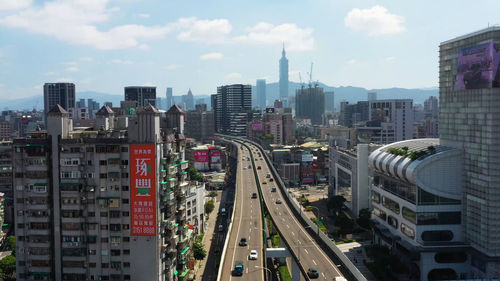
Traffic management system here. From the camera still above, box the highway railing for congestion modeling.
[217,135,367,281]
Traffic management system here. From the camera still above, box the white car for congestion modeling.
[249,250,258,260]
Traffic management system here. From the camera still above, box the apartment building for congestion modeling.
[14,104,204,281]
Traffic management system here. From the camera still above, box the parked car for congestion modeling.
[307,268,319,278]
[249,250,258,260]
[239,237,248,246]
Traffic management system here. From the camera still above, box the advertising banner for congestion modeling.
[194,150,209,163]
[301,154,314,163]
[210,150,222,164]
[457,41,500,90]
[252,123,263,131]
[130,144,156,236]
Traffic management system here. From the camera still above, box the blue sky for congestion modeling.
[0,0,499,99]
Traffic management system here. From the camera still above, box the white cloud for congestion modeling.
[164,64,181,71]
[234,22,314,51]
[226,72,242,79]
[175,17,231,44]
[200,52,223,60]
[138,13,150,19]
[138,44,150,51]
[0,0,32,11]
[344,6,406,36]
[110,59,133,65]
[44,71,56,76]
[65,66,79,72]
[347,59,357,65]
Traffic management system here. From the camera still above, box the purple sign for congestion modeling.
[252,123,263,131]
[456,41,500,90]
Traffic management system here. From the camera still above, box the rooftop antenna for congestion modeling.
[307,62,314,88]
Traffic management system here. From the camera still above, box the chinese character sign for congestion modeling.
[194,150,209,163]
[130,145,156,236]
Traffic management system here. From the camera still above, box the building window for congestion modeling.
[417,212,461,225]
[121,160,128,165]
[382,196,400,214]
[101,225,108,230]
[372,207,386,221]
[421,230,454,242]
[122,211,129,217]
[99,160,107,165]
[86,147,94,152]
[121,147,128,152]
[371,191,380,204]
[435,252,467,263]
[401,223,415,239]
[122,185,129,191]
[387,215,398,229]
[402,207,416,224]
[122,199,129,204]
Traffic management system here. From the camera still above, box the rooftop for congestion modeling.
[441,25,500,45]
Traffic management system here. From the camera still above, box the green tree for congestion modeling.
[0,254,16,279]
[6,236,15,257]
[205,200,215,216]
[187,167,204,182]
[327,195,346,216]
[357,208,372,229]
[193,240,206,260]
[208,191,218,199]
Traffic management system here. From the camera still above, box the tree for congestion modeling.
[327,195,346,216]
[193,240,206,260]
[357,208,372,229]
[6,236,15,257]
[205,200,215,216]
[0,255,16,279]
[208,191,218,199]
[187,167,204,182]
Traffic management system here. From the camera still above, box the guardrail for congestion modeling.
[218,135,367,281]
[216,141,239,281]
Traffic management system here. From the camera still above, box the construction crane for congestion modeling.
[306,62,319,88]
[299,72,305,89]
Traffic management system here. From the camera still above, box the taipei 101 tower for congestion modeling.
[279,44,289,103]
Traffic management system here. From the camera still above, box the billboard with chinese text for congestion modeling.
[194,150,209,163]
[456,41,500,90]
[210,150,222,164]
[130,144,157,236]
[252,123,263,131]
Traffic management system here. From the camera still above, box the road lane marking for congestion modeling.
[322,273,325,279]
[304,249,308,254]
[286,225,290,228]
[291,232,294,236]
[313,259,317,265]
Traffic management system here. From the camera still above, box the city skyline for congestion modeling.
[1,0,499,99]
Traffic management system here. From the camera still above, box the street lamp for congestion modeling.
[255,266,271,281]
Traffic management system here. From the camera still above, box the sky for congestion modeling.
[0,0,499,99]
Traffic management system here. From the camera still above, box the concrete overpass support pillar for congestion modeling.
[292,259,301,281]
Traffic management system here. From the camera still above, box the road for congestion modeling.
[220,143,265,281]
[247,142,344,281]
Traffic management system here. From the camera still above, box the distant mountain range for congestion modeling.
[2,82,438,111]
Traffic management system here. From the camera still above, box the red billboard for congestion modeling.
[210,150,222,164]
[194,150,209,163]
[130,144,156,236]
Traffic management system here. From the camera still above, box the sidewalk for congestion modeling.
[195,192,222,281]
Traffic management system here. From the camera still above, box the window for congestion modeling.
[87,160,92,165]
[88,212,95,217]
[88,249,96,255]
[402,207,416,224]
[122,199,129,204]
[121,147,128,152]
[122,211,129,217]
[417,212,461,225]
[109,199,120,208]
[373,208,386,221]
[101,237,109,243]
[122,224,130,230]
[100,160,107,165]
[121,173,129,178]
[111,249,121,256]
[70,147,81,153]
[101,225,108,230]
[88,236,97,244]
[109,211,120,218]
[100,212,108,217]
[89,262,96,268]
[123,249,130,255]
[110,224,121,231]
[102,263,109,268]
[123,262,130,268]
[100,173,107,179]
[371,191,380,204]
[401,223,415,239]
[86,147,94,152]
[382,196,400,214]
[387,215,398,229]
[122,185,129,191]
[87,173,94,178]
[435,252,467,263]
[121,160,129,165]
[421,230,453,242]
[122,237,130,242]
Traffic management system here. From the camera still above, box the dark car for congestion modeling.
[269,178,274,182]
[271,188,277,193]
[248,165,251,169]
[276,199,282,204]
[257,166,261,170]
[239,238,248,246]
[252,193,257,199]
[307,268,319,279]
[232,262,244,276]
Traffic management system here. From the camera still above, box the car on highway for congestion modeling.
[262,180,267,184]
[252,193,257,199]
[276,199,282,204]
[239,237,248,246]
[307,268,319,279]
[271,188,277,192]
[269,178,274,182]
[257,166,261,170]
[248,165,251,169]
[249,250,258,260]
[266,174,271,178]
[232,262,244,276]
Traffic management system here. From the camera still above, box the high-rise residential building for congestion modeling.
[295,87,325,125]
[279,46,289,102]
[368,99,414,143]
[424,96,438,119]
[13,104,205,281]
[324,91,335,112]
[185,105,215,142]
[166,88,173,109]
[124,86,156,107]
[274,99,283,109]
[43,83,76,121]
[214,84,252,137]
[367,92,377,101]
[256,79,266,109]
[439,27,500,278]
[182,89,194,111]
[339,101,369,127]
[76,99,86,108]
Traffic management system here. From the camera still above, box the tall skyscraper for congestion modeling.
[214,84,252,136]
[124,86,156,107]
[324,91,335,112]
[439,27,500,277]
[295,87,324,125]
[369,99,413,143]
[256,79,266,109]
[183,89,194,111]
[166,87,173,109]
[424,96,438,119]
[43,83,76,121]
[279,46,289,102]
